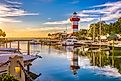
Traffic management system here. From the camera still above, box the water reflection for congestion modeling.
[10,42,121,81]
[65,46,80,75]
[54,45,121,78]
[79,48,121,78]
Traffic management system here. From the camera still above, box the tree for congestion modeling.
[87,17,121,39]
[48,33,51,37]
[77,29,88,39]
[48,33,51,39]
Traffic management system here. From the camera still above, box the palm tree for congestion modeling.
[0,29,6,37]
[2,32,6,37]
[0,29,6,46]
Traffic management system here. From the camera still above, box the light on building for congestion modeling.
[15,66,21,73]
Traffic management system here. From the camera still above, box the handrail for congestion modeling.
[0,70,7,74]
[17,61,34,81]
[0,60,10,67]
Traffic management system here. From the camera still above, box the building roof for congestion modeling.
[0,53,38,63]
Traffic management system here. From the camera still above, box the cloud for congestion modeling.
[69,0,80,4]
[39,0,53,3]
[0,1,39,23]
[5,0,22,5]
[0,18,21,23]
[73,1,121,23]
[26,27,66,32]
[81,18,95,22]
[48,18,52,20]
[0,4,39,17]
[78,13,90,17]
[101,11,121,21]
[43,20,69,25]
[92,1,121,8]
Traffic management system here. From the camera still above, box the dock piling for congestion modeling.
[18,41,20,51]
[27,41,30,55]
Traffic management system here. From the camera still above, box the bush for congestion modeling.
[0,74,19,81]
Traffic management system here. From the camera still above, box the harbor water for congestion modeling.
[11,41,121,81]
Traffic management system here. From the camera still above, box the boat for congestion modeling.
[62,36,78,46]
[30,39,41,45]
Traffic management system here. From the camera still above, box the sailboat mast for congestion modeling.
[99,14,102,50]
[99,15,101,43]
[93,24,95,42]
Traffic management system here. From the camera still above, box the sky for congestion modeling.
[0,0,121,37]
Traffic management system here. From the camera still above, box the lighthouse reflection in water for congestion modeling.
[66,46,80,75]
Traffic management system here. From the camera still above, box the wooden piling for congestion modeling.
[5,43,7,48]
[5,38,8,48]
[27,41,30,55]
[9,42,11,48]
[18,41,20,51]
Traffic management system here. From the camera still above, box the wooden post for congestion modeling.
[5,38,8,48]
[18,41,20,52]
[5,43,8,48]
[9,42,11,48]
[93,24,95,42]
[112,40,114,66]
[41,41,42,45]
[27,41,30,55]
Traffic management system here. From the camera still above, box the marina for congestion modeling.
[9,41,121,81]
[0,40,120,81]
[0,0,121,81]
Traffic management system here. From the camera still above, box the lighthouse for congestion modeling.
[70,12,80,34]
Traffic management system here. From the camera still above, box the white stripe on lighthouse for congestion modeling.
[73,29,78,32]
[72,21,78,25]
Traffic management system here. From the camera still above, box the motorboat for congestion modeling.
[30,39,41,45]
[62,36,78,46]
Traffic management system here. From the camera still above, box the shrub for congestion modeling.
[0,74,19,81]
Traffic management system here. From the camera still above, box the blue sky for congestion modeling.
[0,0,120,37]
[19,0,118,22]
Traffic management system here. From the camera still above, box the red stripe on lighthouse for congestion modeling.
[72,25,78,29]
[70,18,80,21]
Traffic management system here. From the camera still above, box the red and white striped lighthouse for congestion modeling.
[70,12,80,33]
